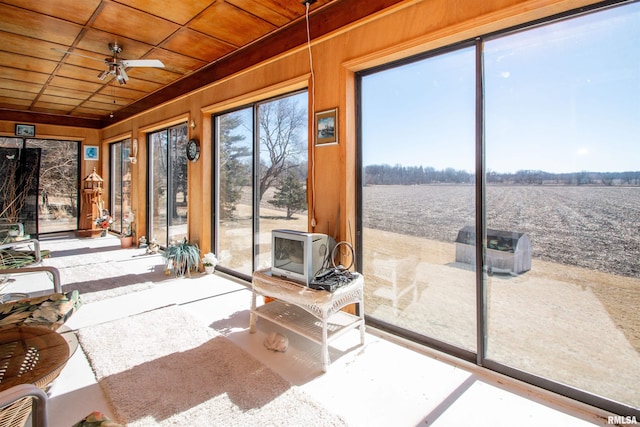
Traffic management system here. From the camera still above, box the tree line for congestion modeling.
[364,164,640,186]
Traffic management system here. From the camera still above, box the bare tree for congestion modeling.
[0,157,37,222]
[28,140,78,216]
[258,98,306,201]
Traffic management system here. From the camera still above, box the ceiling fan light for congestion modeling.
[97,70,109,80]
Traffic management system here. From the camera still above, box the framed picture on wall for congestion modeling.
[84,145,99,161]
[315,108,338,146]
[15,124,35,137]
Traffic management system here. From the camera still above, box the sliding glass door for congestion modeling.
[360,47,477,355]
[213,91,308,278]
[110,139,132,235]
[483,2,640,410]
[358,0,640,414]
[215,107,254,275]
[148,124,188,247]
[0,137,79,234]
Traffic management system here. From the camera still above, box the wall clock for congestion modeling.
[186,138,200,162]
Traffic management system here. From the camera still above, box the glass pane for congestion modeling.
[2,138,79,234]
[122,140,132,234]
[111,143,123,234]
[0,139,40,236]
[150,131,168,246]
[256,92,309,270]
[110,139,133,236]
[484,3,640,409]
[361,47,477,351]
[217,108,254,275]
[169,126,188,243]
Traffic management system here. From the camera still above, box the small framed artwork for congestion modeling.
[15,124,35,137]
[315,108,338,146]
[84,145,99,161]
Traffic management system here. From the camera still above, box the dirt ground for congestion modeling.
[363,227,640,408]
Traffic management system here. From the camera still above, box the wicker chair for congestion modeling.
[0,266,81,331]
[5,266,61,292]
[0,239,45,269]
[0,384,48,427]
[0,266,81,427]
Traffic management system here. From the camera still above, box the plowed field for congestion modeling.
[363,184,640,278]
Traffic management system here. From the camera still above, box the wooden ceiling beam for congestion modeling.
[0,108,102,129]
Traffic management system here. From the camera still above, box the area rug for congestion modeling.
[44,246,170,304]
[78,305,346,426]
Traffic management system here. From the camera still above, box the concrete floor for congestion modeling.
[19,233,615,426]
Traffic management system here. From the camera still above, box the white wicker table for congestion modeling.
[250,269,365,372]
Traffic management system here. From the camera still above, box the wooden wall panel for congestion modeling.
[0,121,100,144]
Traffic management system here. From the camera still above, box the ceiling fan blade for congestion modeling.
[121,59,165,68]
[51,47,104,62]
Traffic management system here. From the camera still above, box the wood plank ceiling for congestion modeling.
[0,0,404,129]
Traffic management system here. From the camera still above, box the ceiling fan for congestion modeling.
[54,42,165,85]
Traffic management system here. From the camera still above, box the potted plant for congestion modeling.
[95,210,113,237]
[202,252,218,274]
[163,238,200,278]
[120,211,135,248]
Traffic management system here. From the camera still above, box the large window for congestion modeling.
[148,124,188,247]
[358,0,639,415]
[0,137,79,235]
[215,107,254,275]
[110,139,132,235]
[213,91,308,278]
[360,47,477,355]
[483,2,640,411]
